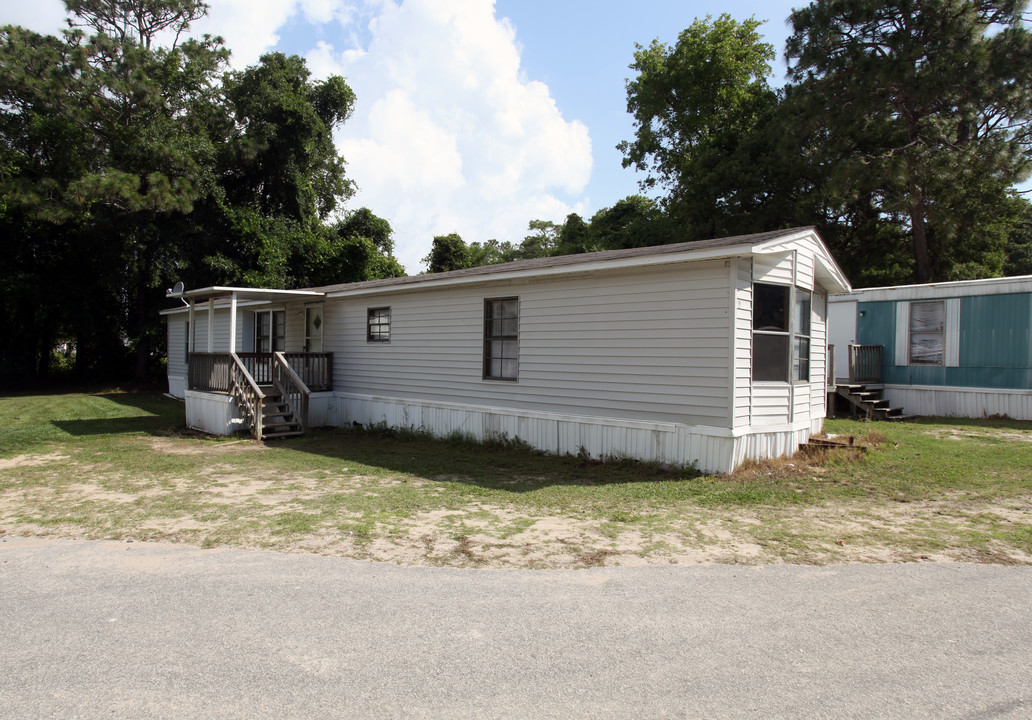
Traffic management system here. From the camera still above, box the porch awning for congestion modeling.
[167,286,325,303]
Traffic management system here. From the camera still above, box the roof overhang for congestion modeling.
[161,286,326,315]
[169,286,325,303]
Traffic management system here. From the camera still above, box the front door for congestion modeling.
[828,300,857,382]
[305,304,324,352]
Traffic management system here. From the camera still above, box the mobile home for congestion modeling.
[164,227,850,473]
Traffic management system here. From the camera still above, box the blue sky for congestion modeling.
[7,0,804,272]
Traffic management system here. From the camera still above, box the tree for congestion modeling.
[423,233,471,273]
[299,209,405,287]
[221,52,354,224]
[786,0,1032,283]
[0,2,230,381]
[618,14,779,233]
[0,0,395,386]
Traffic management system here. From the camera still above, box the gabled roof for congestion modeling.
[163,226,851,314]
[315,226,850,297]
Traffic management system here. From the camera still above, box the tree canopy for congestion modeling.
[620,4,1032,286]
[0,0,403,386]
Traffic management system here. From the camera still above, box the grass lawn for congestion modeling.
[0,390,1030,568]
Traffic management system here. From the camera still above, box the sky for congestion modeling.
[4,0,804,273]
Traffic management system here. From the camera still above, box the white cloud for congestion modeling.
[309,0,593,272]
[192,0,359,68]
[7,0,594,274]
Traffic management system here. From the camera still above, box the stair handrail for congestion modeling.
[273,351,310,432]
[229,351,265,439]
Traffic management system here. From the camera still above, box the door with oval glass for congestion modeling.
[305,304,324,352]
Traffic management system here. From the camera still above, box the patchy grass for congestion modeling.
[0,391,1030,567]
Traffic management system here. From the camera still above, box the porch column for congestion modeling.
[207,298,214,352]
[188,299,195,355]
[228,292,237,353]
[187,297,195,352]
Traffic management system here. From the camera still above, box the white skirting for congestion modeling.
[884,384,1032,421]
[167,375,186,399]
[336,393,817,474]
[184,390,246,436]
[180,389,820,471]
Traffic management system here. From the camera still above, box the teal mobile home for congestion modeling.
[828,276,1032,420]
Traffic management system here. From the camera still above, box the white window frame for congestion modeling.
[753,283,811,383]
[254,309,286,353]
[908,300,945,366]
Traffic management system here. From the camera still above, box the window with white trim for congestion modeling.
[254,310,285,352]
[753,283,811,382]
[794,289,811,381]
[483,297,518,381]
[909,300,944,365]
[753,284,790,381]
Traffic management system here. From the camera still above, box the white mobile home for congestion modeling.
[163,227,850,473]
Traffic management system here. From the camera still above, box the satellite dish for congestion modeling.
[172,281,185,295]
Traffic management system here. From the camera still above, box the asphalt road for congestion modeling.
[2,538,1030,719]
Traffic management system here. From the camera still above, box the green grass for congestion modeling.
[1,390,1030,566]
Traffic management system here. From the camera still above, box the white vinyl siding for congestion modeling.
[167,315,188,378]
[752,385,792,426]
[732,259,753,428]
[810,292,829,415]
[795,250,815,292]
[753,252,793,285]
[328,261,734,427]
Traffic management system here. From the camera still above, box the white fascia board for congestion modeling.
[833,275,1032,303]
[324,245,762,299]
[167,286,325,301]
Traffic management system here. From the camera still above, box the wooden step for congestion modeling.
[263,430,305,440]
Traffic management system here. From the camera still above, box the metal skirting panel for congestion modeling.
[184,390,242,436]
[732,427,813,469]
[883,385,1032,421]
[307,392,342,427]
[168,376,186,400]
[337,394,815,474]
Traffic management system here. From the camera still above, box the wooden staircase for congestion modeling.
[835,384,913,421]
[259,387,304,439]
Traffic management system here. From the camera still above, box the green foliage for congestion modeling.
[422,233,471,273]
[786,0,1032,283]
[619,3,1032,286]
[619,14,776,195]
[221,52,354,222]
[0,0,403,386]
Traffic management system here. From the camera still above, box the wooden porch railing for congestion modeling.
[273,352,309,433]
[848,344,883,384]
[283,352,332,392]
[190,352,332,393]
[188,351,329,440]
[188,352,232,393]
